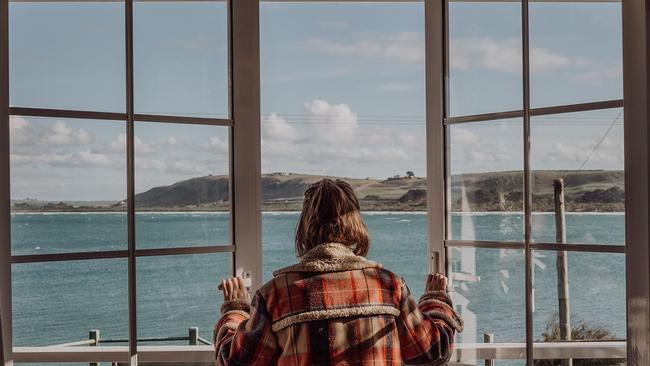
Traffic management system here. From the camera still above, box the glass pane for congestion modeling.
[448,1,522,116]
[531,109,624,245]
[9,1,125,112]
[533,251,626,344]
[449,247,526,365]
[260,2,427,281]
[448,119,524,242]
[135,122,230,249]
[134,0,228,118]
[12,259,128,347]
[10,116,127,255]
[137,253,231,344]
[529,1,623,107]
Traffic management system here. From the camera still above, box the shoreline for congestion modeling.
[10,210,626,215]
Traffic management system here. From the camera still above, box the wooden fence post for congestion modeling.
[89,329,100,366]
[554,179,572,366]
[484,332,494,366]
[189,327,198,346]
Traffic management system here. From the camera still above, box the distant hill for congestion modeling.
[130,170,624,212]
[12,170,624,212]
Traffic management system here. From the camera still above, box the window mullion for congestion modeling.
[425,0,447,274]
[521,0,533,363]
[231,0,262,291]
[0,0,10,360]
[125,0,137,362]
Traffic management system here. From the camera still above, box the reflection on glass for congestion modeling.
[449,247,525,364]
[137,254,231,344]
[9,1,125,112]
[531,109,624,245]
[448,119,524,241]
[532,251,626,344]
[134,0,228,118]
[448,1,522,116]
[12,259,128,347]
[10,116,127,255]
[529,2,623,107]
[134,122,230,248]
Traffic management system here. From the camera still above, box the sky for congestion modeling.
[7,1,624,201]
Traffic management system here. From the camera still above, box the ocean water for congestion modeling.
[9,212,626,363]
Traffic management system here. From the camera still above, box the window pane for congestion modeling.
[134,0,228,118]
[10,116,127,255]
[137,253,231,344]
[449,247,526,365]
[12,259,128,347]
[9,1,125,112]
[448,1,522,116]
[533,251,626,344]
[529,1,623,107]
[531,109,624,245]
[135,122,230,249]
[448,119,524,242]
[260,2,427,281]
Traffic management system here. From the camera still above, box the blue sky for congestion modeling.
[7,1,623,201]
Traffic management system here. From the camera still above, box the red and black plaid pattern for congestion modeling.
[265,268,401,324]
[214,267,459,366]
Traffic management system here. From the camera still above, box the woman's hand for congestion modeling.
[425,273,449,292]
[218,277,251,303]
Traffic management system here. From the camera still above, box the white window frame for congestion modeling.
[0,0,648,365]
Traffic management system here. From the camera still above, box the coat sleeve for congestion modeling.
[213,291,280,366]
[395,281,464,365]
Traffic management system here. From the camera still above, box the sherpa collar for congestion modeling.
[273,242,381,276]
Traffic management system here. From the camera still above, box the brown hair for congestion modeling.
[295,179,370,257]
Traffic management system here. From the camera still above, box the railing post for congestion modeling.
[483,333,494,366]
[89,329,100,366]
[189,327,198,346]
[554,179,572,366]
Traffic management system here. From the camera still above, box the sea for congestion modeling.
[9,212,626,363]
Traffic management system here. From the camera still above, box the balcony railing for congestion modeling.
[11,341,626,364]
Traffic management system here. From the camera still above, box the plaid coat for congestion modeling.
[214,243,463,366]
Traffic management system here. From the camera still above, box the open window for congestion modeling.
[1,0,648,365]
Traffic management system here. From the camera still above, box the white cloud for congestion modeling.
[208,135,229,153]
[9,116,33,146]
[111,134,153,154]
[261,101,427,178]
[451,38,521,73]
[42,121,94,145]
[451,37,573,74]
[530,48,572,72]
[451,128,479,145]
[573,63,622,86]
[302,32,424,64]
[263,113,299,141]
[77,150,113,167]
[545,138,623,168]
[304,99,359,144]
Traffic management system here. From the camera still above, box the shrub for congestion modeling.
[534,316,624,366]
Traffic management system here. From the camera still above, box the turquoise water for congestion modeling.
[10,212,626,361]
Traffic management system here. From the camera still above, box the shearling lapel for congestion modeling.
[272,242,382,276]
